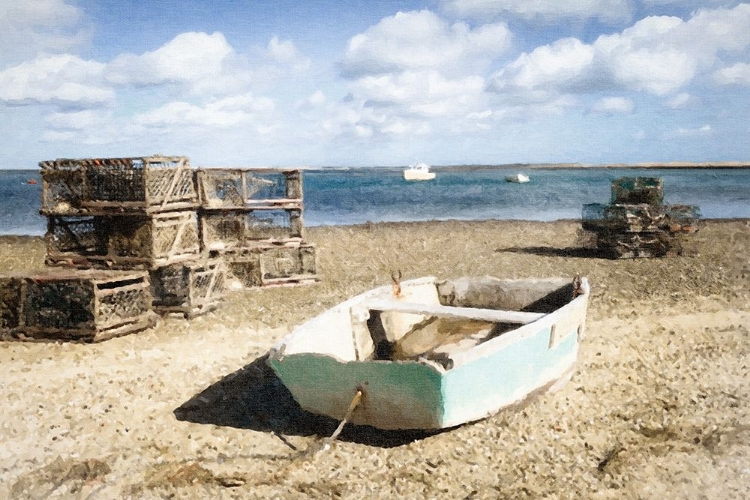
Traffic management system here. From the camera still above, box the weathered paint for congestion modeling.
[440,323,578,427]
[268,355,444,429]
[267,276,590,430]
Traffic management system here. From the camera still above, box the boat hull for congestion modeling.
[267,277,589,430]
[403,170,436,181]
[506,173,530,183]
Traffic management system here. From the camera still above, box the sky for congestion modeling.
[1,0,750,168]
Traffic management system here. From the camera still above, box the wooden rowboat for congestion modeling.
[267,275,590,430]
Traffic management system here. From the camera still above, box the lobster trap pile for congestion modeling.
[196,168,317,287]
[1,156,319,341]
[37,155,226,321]
[581,177,700,258]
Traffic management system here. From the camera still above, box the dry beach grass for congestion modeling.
[1,219,749,499]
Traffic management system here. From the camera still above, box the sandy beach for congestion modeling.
[1,219,749,499]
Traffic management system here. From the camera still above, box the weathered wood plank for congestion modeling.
[364,300,545,324]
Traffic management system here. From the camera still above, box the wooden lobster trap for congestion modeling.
[150,258,226,318]
[46,211,201,269]
[0,270,157,342]
[582,203,667,233]
[39,156,197,215]
[611,177,664,206]
[594,231,672,259]
[200,209,304,252]
[196,168,303,210]
[224,243,318,287]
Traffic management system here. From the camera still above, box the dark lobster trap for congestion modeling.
[199,209,304,252]
[223,243,318,287]
[611,176,664,206]
[39,156,197,215]
[45,211,201,269]
[150,258,227,318]
[582,203,667,232]
[580,177,701,259]
[0,270,157,342]
[196,168,303,210]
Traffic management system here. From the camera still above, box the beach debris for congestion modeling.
[580,177,700,258]
[11,457,111,499]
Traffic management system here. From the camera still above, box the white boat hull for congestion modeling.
[403,170,436,181]
[268,276,589,430]
[506,173,530,183]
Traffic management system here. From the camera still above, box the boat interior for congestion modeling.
[350,277,578,367]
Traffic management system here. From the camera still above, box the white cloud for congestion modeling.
[340,10,511,77]
[266,36,311,72]
[45,109,108,130]
[295,91,327,111]
[106,32,234,86]
[665,92,691,108]
[490,38,595,91]
[714,62,750,85]
[665,124,713,139]
[0,55,112,107]
[0,0,88,66]
[591,96,634,114]
[134,93,275,129]
[441,0,632,23]
[332,10,511,141]
[489,4,750,98]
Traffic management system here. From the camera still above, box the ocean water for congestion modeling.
[2,167,750,236]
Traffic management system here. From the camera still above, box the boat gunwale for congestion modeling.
[268,276,588,370]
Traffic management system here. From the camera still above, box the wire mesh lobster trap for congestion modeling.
[200,209,304,251]
[39,156,197,215]
[611,177,664,206]
[582,203,668,232]
[46,211,201,269]
[0,270,157,342]
[223,243,318,287]
[580,177,701,259]
[196,168,303,210]
[150,258,227,318]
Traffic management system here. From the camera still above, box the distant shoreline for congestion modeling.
[431,162,750,172]
[3,162,750,172]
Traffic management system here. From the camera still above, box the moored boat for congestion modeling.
[403,162,436,181]
[267,275,590,430]
[506,173,530,183]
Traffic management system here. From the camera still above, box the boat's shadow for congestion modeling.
[497,246,604,258]
[174,354,439,448]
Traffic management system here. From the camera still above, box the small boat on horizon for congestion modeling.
[506,173,530,183]
[26,179,38,185]
[403,162,436,181]
[267,275,590,430]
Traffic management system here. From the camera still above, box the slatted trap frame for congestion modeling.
[0,270,157,342]
[45,211,201,269]
[39,156,197,215]
[150,258,226,318]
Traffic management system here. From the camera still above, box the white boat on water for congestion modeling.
[506,173,530,183]
[403,162,436,181]
[267,275,590,430]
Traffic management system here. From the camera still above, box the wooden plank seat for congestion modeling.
[363,299,545,324]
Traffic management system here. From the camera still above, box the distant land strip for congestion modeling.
[432,161,750,171]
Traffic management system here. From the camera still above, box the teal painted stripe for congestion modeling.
[270,355,444,429]
[441,326,578,426]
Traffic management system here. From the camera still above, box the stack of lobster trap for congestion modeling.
[1,155,318,342]
[580,177,700,258]
[196,168,317,287]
